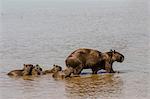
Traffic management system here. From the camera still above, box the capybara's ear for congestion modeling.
[114,50,116,53]
[110,49,113,52]
[23,64,26,67]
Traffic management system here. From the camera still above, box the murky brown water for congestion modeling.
[0,0,150,99]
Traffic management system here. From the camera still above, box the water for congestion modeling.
[0,0,150,99]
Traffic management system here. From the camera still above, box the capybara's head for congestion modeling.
[32,64,43,75]
[35,64,43,71]
[23,64,34,75]
[109,50,124,62]
[50,64,62,73]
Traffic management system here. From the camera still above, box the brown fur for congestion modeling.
[7,64,34,76]
[65,48,124,76]
[7,70,23,76]
[52,70,65,79]
[43,64,62,74]
[101,50,124,73]
[31,64,43,76]
[52,67,74,79]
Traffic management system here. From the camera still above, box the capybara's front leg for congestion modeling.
[105,62,114,73]
[110,67,115,73]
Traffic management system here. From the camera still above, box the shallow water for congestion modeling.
[0,0,150,99]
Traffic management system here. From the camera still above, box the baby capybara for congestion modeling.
[43,64,62,74]
[7,64,33,76]
[31,64,43,76]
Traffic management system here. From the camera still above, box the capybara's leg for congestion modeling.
[92,67,99,74]
[74,64,83,75]
[110,67,115,73]
[105,62,113,73]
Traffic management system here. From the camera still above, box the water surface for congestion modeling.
[0,0,150,99]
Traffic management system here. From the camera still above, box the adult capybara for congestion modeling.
[65,48,124,76]
[31,64,43,76]
[7,64,34,76]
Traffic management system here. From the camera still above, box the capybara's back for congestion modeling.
[7,70,23,76]
[65,48,102,68]
[65,48,102,75]
[7,64,34,77]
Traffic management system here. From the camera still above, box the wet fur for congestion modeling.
[52,66,74,79]
[65,48,124,76]
[31,64,43,76]
[7,64,33,76]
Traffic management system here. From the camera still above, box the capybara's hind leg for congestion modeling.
[92,67,99,74]
[73,64,83,75]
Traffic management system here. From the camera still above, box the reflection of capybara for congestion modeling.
[31,64,43,76]
[65,48,124,76]
[65,74,123,99]
[7,64,33,76]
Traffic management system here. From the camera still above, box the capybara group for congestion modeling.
[7,48,124,78]
[8,64,44,77]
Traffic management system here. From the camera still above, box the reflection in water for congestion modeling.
[65,74,123,99]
